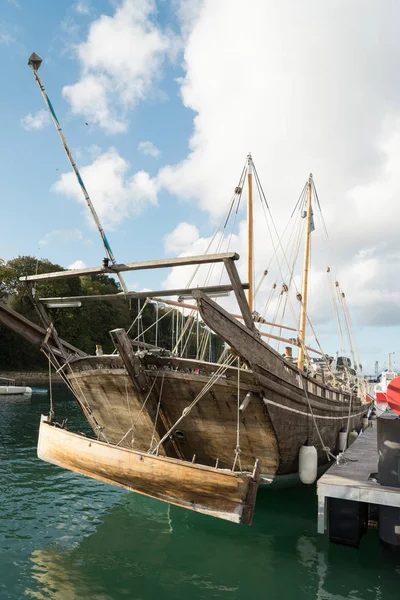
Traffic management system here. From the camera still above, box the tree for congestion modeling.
[0,256,131,367]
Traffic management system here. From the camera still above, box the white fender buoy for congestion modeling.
[348,429,358,446]
[299,440,318,484]
[338,427,347,452]
[362,416,369,432]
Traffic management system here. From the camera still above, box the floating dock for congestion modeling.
[317,423,400,547]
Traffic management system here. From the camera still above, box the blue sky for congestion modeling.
[2,0,400,373]
[0,0,198,289]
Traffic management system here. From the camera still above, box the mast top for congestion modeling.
[28,53,42,71]
[247,153,253,173]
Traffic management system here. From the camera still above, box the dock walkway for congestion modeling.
[317,424,400,538]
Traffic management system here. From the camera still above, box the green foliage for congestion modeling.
[0,255,225,370]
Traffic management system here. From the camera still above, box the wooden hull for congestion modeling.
[66,355,280,475]
[37,416,261,524]
[65,347,369,480]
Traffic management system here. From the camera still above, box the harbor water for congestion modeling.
[1,386,400,600]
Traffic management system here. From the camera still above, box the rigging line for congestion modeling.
[125,378,134,434]
[341,291,363,375]
[254,174,300,331]
[276,294,289,354]
[232,364,242,472]
[185,163,248,291]
[258,283,277,328]
[126,297,149,336]
[264,182,307,279]
[199,326,211,362]
[48,354,54,420]
[254,269,268,300]
[136,306,174,342]
[150,354,237,456]
[313,185,361,386]
[301,376,338,462]
[337,285,360,391]
[290,181,308,219]
[311,178,322,213]
[45,348,110,444]
[224,164,246,228]
[218,188,242,285]
[328,269,346,352]
[302,313,340,384]
[148,371,165,453]
[115,370,160,446]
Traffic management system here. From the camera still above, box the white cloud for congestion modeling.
[63,0,175,133]
[20,109,50,131]
[74,0,90,15]
[164,222,199,254]
[69,260,87,269]
[138,140,161,158]
[151,0,400,368]
[52,148,158,230]
[39,229,84,246]
[0,23,15,45]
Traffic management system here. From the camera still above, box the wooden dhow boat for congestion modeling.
[0,54,371,524]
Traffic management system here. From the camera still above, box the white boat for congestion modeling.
[374,370,398,415]
[0,377,32,395]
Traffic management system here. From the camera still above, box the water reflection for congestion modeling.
[23,488,400,600]
[2,386,400,600]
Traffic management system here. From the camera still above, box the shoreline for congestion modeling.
[0,371,64,383]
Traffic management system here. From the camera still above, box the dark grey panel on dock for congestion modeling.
[317,425,400,534]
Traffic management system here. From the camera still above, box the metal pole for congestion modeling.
[27,53,128,293]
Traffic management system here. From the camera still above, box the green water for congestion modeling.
[1,386,399,599]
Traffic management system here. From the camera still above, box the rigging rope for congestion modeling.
[150,354,237,455]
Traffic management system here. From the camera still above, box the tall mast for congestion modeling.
[247,153,254,312]
[297,173,313,370]
[27,53,128,293]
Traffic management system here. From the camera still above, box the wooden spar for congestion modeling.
[247,154,254,312]
[193,290,326,376]
[109,329,182,459]
[0,301,86,358]
[148,297,324,355]
[27,53,128,293]
[297,174,313,370]
[39,283,247,304]
[109,329,149,394]
[150,296,298,332]
[37,416,262,525]
[26,283,68,361]
[223,257,255,331]
[20,252,240,283]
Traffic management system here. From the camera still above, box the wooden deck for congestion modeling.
[317,423,400,534]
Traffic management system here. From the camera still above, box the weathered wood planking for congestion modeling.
[20,252,240,282]
[65,346,368,477]
[66,356,279,474]
[194,290,371,473]
[222,257,255,330]
[0,301,86,358]
[38,416,261,525]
